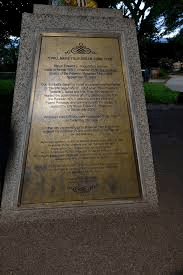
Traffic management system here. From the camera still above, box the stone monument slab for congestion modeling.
[1,5,158,213]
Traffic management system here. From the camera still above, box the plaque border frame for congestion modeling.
[18,32,143,206]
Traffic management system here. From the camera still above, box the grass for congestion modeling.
[0,79,14,106]
[144,82,180,104]
[176,70,183,75]
[0,79,14,95]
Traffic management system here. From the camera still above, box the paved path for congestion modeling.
[165,75,183,92]
[149,79,166,83]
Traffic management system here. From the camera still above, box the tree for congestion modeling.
[96,0,119,8]
[163,1,183,36]
[0,37,19,66]
[118,1,183,40]
[0,0,120,45]
[0,0,48,45]
[168,28,183,61]
[1,0,183,45]
[1,0,183,69]
[116,1,183,67]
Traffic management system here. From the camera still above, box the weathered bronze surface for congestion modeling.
[20,35,141,205]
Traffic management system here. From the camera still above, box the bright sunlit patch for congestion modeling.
[117,1,151,18]
[116,1,122,9]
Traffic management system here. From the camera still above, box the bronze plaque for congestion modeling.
[20,34,141,205]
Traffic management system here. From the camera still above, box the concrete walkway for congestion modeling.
[165,75,183,93]
[149,79,166,83]
[148,74,183,92]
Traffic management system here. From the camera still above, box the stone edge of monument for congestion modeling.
[33,4,124,17]
[1,5,159,215]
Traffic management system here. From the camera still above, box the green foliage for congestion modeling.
[0,80,14,95]
[0,0,182,72]
[0,0,121,44]
[0,0,182,49]
[163,0,183,36]
[0,0,48,44]
[173,28,183,45]
[0,37,19,70]
[158,68,170,79]
[144,82,179,103]
[0,47,19,65]
[117,1,183,67]
[0,73,15,80]
[159,57,174,72]
[60,0,66,5]
[176,70,183,75]
[168,29,183,61]
[117,1,182,40]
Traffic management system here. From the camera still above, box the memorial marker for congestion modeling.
[21,34,141,205]
[1,4,158,211]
